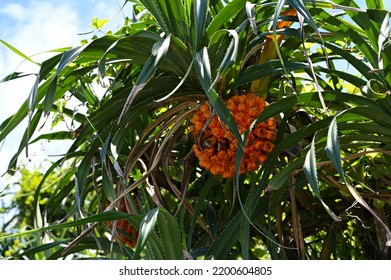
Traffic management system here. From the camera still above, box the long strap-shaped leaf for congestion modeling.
[118,36,171,122]
[193,0,209,51]
[194,47,242,142]
[209,29,240,78]
[0,211,134,241]
[139,0,189,44]
[326,110,391,246]
[304,135,341,221]
[0,39,40,65]
[43,45,89,116]
[133,208,183,260]
[250,7,297,95]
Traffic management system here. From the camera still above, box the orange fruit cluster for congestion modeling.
[107,199,138,248]
[189,93,277,178]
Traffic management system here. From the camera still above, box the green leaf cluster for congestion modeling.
[1,0,391,260]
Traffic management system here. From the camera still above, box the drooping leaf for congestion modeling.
[210,29,240,77]
[133,208,160,260]
[119,36,171,122]
[132,207,183,260]
[345,184,391,247]
[157,208,183,259]
[43,45,89,115]
[0,39,39,65]
[0,211,135,240]
[304,137,319,195]
[325,112,345,180]
[194,47,242,142]
[187,176,215,251]
[206,211,241,258]
[98,39,120,80]
[304,136,341,221]
[0,72,34,82]
[325,110,391,245]
[29,131,72,144]
[245,2,257,35]
[377,11,390,68]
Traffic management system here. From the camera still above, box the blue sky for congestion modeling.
[0,0,390,191]
[0,0,134,199]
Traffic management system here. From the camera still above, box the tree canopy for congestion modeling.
[1,0,391,260]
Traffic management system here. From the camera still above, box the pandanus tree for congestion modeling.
[1,0,391,259]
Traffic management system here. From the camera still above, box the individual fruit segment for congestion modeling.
[190,93,276,178]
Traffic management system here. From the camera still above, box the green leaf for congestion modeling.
[0,39,39,65]
[240,207,250,260]
[324,110,391,244]
[98,39,120,80]
[139,0,188,43]
[164,0,189,44]
[235,60,367,88]
[347,107,391,128]
[366,0,384,9]
[287,0,322,41]
[43,45,89,115]
[304,136,341,221]
[345,184,391,246]
[0,72,34,82]
[304,136,318,192]
[119,36,171,122]
[234,60,309,87]
[210,29,239,77]
[0,211,133,240]
[132,208,182,260]
[157,208,183,259]
[50,238,132,260]
[144,230,165,260]
[193,0,209,50]
[29,131,72,144]
[102,169,116,201]
[0,58,61,145]
[28,73,40,123]
[139,0,170,34]
[207,0,246,36]
[195,48,242,142]
[362,79,389,98]
[245,1,257,35]
[187,177,216,251]
[12,240,70,260]
[100,135,116,201]
[6,109,43,172]
[133,208,160,260]
[75,149,95,213]
[377,12,389,68]
[162,35,193,76]
[206,211,241,258]
[268,160,302,190]
[313,6,379,69]
[194,47,212,90]
[92,16,108,29]
[325,112,345,181]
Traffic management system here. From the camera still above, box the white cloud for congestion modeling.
[1,1,82,65]
[0,0,84,179]
[0,1,133,182]
[0,3,26,21]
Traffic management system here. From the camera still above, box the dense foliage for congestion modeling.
[1,0,391,259]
